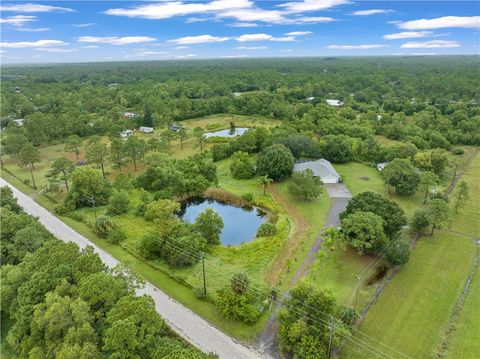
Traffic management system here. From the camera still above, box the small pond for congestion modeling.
[179,197,265,245]
[203,127,249,138]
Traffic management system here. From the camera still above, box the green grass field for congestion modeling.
[341,150,480,358]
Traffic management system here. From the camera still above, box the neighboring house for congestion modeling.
[123,112,138,120]
[232,92,244,97]
[326,99,344,107]
[139,126,154,133]
[14,87,21,93]
[120,129,134,139]
[13,119,24,127]
[169,123,182,132]
[306,96,315,101]
[376,114,383,122]
[294,159,341,184]
[377,162,387,172]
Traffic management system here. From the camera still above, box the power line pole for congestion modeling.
[327,316,335,359]
[201,251,207,297]
[91,194,97,220]
[354,274,361,311]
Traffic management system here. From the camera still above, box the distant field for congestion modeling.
[341,150,479,358]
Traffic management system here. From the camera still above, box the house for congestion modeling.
[232,92,244,97]
[14,87,21,93]
[13,119,24,127]
[294,159,341,184]
[120,129,133,139]
[139,126,154,133]
[326,99,344,107]
[123,112,138,120]
[306,96,315,101]
[169,123,182,132]
[377,162,387,171]
[376,115,383,122]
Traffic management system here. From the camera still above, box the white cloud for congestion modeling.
[77,36,157,45]
[236,46,267,50]
[72,23,95,28]
[351,9,393,16]
[81,45,98,49]
[168,35,230,45]
[125,51,169,58]
[0,3,74,13]
[104,0,337,25]
[229,22,259,28]
[397,16,480,30]
[173,46,189,49]
[0,39,69,48]
[411,52,436,56]
[383,31,434,40]
[0,15,37,26]
[327,44,389,49]
[14,27,50,32]
[281,49,293,52]
[278,0,350,13]
[236,33,295,42]
[401,40,460,48]
[185,17,213,23]
[35,48,77,53]
[284,31,312,36]
[289,16,335,24]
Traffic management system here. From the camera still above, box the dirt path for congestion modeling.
[258,184,351,357]
[265,184,310,285]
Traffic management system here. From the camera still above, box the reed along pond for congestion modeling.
[179,197,265,245]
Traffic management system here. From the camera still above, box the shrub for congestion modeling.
[108,190,129,215]
[93,216,117,238]
[386,239,411,265]
[288,169,323,201]
[230,151,255,179]
[108,227,126,244]
[230,273,249,294]
[257,223,277,237]
[193,286,207,300]
[216,288,262,324]
[451,147,465,155]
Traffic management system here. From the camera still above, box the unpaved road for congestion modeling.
[1,178,264,359]
[258,183,352,357]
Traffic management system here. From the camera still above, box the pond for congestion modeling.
[179,197,265,245]
[203,127,249,138]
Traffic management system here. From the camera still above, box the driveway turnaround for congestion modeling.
[0,178,263,359]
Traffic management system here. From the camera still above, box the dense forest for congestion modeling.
[1,57,479,150]
[0,186,213,359]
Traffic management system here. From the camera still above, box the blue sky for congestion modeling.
[1,1,479,63]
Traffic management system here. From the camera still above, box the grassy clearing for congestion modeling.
[446,264,480,359]
[375,135,401,147]
[341,150,480,358]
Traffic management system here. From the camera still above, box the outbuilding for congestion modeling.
[139,126,154,133]
[377,162,387,171]
[294,159,341,184]
[120,129,134,139]
[326,99,344,107]
[13,119,24,127]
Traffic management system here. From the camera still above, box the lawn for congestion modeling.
[446,264,480,359]
[341,149,480,358]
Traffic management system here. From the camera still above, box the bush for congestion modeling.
[211,143,232,162]
[108,227,126,244]
[193,286,207,300]
[230,273,249,294]
[230,151,255,179]
[216,287,262,324]
[288,169,323,201]
[93,216,117,238]
[451,147,465,155]
[386,239,411,265]
[108,190,129,215]
[257,222,277,237]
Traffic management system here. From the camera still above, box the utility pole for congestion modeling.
[91,194,97,220]
[201,251,207,297]
[327,316,335,359]
[354,275,361,311]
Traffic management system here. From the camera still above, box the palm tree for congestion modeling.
[260,175,273,195]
